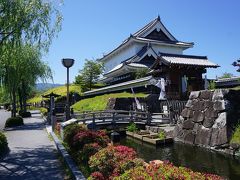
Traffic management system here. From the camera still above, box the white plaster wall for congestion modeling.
[152,44,183,55]
[103,42,184,74]
[103,44,137,74]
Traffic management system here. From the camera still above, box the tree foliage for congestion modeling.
[219,72,233,79]
[0,0,62,116]
[75,59,103,91]
[0,0,62,50]
[133,68,149,79]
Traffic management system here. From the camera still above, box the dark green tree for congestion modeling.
[219,72,233,79]
[75,59,103,91]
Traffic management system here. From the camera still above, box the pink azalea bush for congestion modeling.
[72,130,109,151]
[63,123,86,147]
[89,145,144,179]
[116,161,223,180]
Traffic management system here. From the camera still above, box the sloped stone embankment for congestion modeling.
[173,89,240,155]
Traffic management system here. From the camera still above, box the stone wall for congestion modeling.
[173,89,240,154]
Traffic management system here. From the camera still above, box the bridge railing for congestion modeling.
[72,110,151,126]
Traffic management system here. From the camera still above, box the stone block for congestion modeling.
[192,101,205,111]
[173,125,185,142]
[217,127,228,145]
[210,127,228,147]
[183,130,195,144]
[150,127,155,132]
[212,89,224,101]
[145,126,150,131]
[204,100,214,109]
[213,100,225,111]
[195,127,212,146]
[182,119,194,130]
[212,112,226,129]
[189,91,200,99]
[152,127,158,133]
[193,123,200,134]
[192,110,204,123]
[210,128,219,147]
[203,117,214,128]
[173,125,181,138]
[185,100,193,108]
[212,89,229,101]
[204,108,218,118]
[199,90,212,100]
[181,108,193,118]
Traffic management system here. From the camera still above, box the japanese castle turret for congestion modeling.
[84,16,219,99]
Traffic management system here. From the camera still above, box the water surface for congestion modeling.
[120,136,240,180]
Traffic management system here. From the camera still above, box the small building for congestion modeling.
[85,16,219,100]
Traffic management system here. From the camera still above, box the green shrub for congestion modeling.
[231,124,240,144]
[158,130,166,140]
[115,166,151,180]
[208,80,216,90]
[127,122,138,132]
[40,107,48,116]
[19,111,31,118]
[5,116,24,128]
[0,132,8,156]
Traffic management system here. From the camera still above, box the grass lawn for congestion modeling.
[71,92,148,112]
[231,124,240,144]
[28,85,81,103]
[232,86,240,90]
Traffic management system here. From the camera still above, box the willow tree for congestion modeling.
[17,45,52,113]
[0,0,62,117]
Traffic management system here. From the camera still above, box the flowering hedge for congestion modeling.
[89,145,144,179]
[63,123,86,147]
[63,123,110,171]
[63,124,223,180]
[72,130,109,152]
[116,161,223,180]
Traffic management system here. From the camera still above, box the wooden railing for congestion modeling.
[60,110,151,138]
[71,110,151,127]
[59,100,187,131]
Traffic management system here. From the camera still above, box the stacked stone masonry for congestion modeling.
[173,89,240,154]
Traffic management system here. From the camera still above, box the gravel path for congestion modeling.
[0,111,65,180]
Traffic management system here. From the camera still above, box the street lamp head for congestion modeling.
[232,61,237,67]
[62,58,75,68]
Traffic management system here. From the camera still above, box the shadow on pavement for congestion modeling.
[5,122,44,131]
[0,146,63,180]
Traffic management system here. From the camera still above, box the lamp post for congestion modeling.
[62,58,75,120]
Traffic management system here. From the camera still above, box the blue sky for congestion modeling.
[45,0,240,84]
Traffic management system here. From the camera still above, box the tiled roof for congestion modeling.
[135,37,193,47]
[161,53,219,67]
[104,62,148,76]
[133,17,159,37]
[99,17,192,62]
[84,76,153,96]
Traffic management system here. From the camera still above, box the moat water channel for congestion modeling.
[120,136,240,179]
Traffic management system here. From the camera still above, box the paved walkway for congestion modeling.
[0,111,65,180]
[0,109,11,130]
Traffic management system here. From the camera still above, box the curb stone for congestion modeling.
[46,126,86,180]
